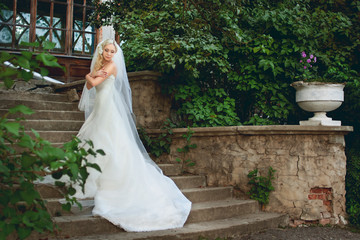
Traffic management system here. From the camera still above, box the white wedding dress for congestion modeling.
[75,74,191,232]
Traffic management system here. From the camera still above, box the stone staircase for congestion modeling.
[0,90,288,239]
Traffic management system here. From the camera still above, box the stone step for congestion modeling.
[0,99,78,111]
[171,175,206,189]
[36,165,183,199]
[0,91,69,102]
[0,109,84,121]
[21,119,83,131]
[182,187,232,203]
[44,185,227,217]
[26,130,78,143]
[38,212,287,239]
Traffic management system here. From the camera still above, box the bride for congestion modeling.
[76,39,191,232]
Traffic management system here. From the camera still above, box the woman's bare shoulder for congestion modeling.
[104,61,117,75]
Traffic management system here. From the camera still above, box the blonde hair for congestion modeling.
[93,39,117,72]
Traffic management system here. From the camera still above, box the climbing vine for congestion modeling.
[247,167,276,207]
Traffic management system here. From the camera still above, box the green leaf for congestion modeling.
[17,227,32,240]
[3,122,20,136]
[68,163,79,178]
[21,51,33,60]
[39,67,49,77]
[17,56,30,69]
[9,105,34,115]
[62,202,71,212]
[96,149,106,156]
[52,171,63,180]
[20,41,40,47]
[35,53,62,68]
[68,186,76,196]
[42,41,56,50]
[4,78,15,89]
[21,154,36,168]
[87,163,102,172]
[20,69,34,81]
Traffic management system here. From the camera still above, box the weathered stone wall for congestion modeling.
[148,125,353,226]
[128,71,171,128]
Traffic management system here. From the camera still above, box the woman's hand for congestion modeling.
[92,68,108,78]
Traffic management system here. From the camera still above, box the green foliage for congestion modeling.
[346,138,360,227]
[173,83,240,127]
[247,167,276,206]
[0,41,64,89]
[176,127,197,171]
[0,106,103,240]
[92,0,360,126]
[138,119,176,158]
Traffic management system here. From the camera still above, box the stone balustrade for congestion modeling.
[147,125,353,226]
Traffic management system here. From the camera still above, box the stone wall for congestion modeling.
[128,71,171,128]
[148,125,353,226]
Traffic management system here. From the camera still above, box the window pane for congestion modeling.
[0,0,13,47]
[73,31,82,53]
[35,27,49,43]
[1,0,13,24]
[84,32,95,54]
[53,29,65,51]
[53,2,67,29]
[73,6,84,27]
[0,25,12,45]
[15,26,29,47]
[74,0,84,5]
[74,20,83,31]
[85,7,95,33]
[16,0,31,25]
[36,1,51,28]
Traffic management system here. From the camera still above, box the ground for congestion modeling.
[237,226,360,240]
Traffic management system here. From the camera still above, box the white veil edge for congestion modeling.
[78,39,162,174]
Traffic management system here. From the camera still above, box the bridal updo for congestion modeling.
[93,39,118,72]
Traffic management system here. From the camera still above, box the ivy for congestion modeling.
[175,127,197,172]
[92,0,360,126]
[138,119,176,158]
[247,167,276,207]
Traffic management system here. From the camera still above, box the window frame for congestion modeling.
[0,0,98,56]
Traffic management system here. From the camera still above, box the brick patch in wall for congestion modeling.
[308,187,332,213]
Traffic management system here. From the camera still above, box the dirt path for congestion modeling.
[238,226,360,240]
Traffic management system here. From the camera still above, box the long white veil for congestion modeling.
[78,39,162,173]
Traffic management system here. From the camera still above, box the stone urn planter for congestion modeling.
[291,81,345,126]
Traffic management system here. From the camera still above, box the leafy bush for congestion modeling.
[173,83,240,127]
[0,41,64,89]
[247,167,276,206]
[0,106,103,240]
[345,137,360,227]
[0,40,102,239]
[92,0,360,126]
[138,119,176,158]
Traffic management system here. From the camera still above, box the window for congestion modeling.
[0,0,97,56]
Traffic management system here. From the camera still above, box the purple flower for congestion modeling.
[310,54,314,59]
[310,65,312,67]
[314,57,317,63]
[307,59,311,63]
[301,52,306,58]
[304,66,307,69]
[300,60,303,63]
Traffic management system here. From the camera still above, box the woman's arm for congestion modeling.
[86,63,116,89]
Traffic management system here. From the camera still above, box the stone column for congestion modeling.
[128,71,171,128]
